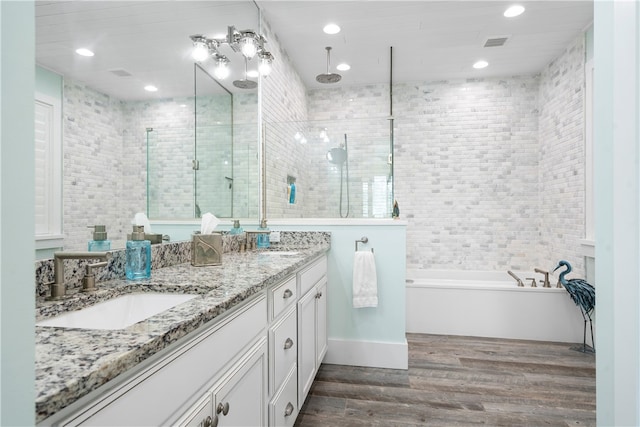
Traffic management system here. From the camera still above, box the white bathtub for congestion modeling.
[406,269,586,343]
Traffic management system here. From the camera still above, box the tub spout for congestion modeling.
[534,268,551,288]
[507,270,524,287]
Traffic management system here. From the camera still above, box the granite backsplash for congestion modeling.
[35,231,331,298]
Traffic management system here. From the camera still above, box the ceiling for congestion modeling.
[35,1,593,101]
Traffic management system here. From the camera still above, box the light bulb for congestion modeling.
[214,57,230,79]
[214,62,230,80]
[259,60,272,76]
[473,60,489,69]
[240,35,258,59]
[192,40,209,62]
[504,5,525,17]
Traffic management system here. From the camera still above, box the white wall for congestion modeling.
[0,2,35,424]
[594,1,640,425]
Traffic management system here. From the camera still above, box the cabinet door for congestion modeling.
[297,289,316,406]
[211,339,267,427]
[315,279,328,367]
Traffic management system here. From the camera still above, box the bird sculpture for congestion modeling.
[554,260,595,353]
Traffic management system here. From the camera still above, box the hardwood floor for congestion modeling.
[295,333,596,426]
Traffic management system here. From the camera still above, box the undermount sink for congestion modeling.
[37,293,198,330]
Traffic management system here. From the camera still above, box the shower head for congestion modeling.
[316,46,342,84]
[232,79,257,89]
[327,147,347,165]
[233,56,258,89]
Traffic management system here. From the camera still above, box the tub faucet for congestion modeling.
[534,268,551,288]
[507,270,524,287]
[46,251,111,300]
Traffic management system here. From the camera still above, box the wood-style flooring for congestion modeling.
[295,333,596,426]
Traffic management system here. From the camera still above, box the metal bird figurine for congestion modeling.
[554,260,595,353]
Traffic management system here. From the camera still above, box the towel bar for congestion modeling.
[355,237,374,253]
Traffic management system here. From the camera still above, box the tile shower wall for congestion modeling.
[260,16,310,219]
[394,77,541,271]
[303,34,586,275]
[121,98,194,220]
[63,80,254,250]
[538,36,586,275]
[63,81,129,251]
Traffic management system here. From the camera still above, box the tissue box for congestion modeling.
[191,233,223,266]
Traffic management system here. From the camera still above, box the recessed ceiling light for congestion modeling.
[75,48,94,57]
[323,23,341,35]
[504,5,525,17]
[473,60,489,69]
[246,70,259,78]
[336,63,351,71]
[144,85,158,92]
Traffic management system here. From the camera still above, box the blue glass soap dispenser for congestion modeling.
[126,225,151,280]
[88,225,111,251]
[256,219,270,248]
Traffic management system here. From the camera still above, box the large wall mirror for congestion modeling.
[34,1,260,256]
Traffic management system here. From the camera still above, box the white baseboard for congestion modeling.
[323,338,408,370]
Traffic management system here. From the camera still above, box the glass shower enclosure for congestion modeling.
[263,117,394,219]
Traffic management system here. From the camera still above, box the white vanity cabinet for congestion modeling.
[51,295,267,427]
[297,256,328,407]
[41,252,329,427]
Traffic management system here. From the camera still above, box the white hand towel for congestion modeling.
[352,251,378,308]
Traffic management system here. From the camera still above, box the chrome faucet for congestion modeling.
[47,252,111,300]
[507,270,524,287]
[534,268,551,288]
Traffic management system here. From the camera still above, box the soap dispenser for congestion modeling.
[126,225,151,280]
[229,219,244,235]
[256,219,270,249]
[88,225,111,251]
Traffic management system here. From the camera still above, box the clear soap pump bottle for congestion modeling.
[230,219,244,235]
[88,225,111,251]
[126,225,151,280]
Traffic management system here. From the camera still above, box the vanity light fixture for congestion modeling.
[144,85,158,92]
[504,5,525,17]
[75,48,94,57]
[473,60,489,69]
[323,23,341,34]
[189,26,274,86]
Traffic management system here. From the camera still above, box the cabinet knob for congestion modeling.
[216,402,230,416]
[204,415,216,427]
[284,337,294,349]
[283,289,293,299]
[284,402,295,417]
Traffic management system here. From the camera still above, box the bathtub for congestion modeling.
[406,269,586,343]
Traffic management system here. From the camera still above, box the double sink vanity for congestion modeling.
[35,233,330,426]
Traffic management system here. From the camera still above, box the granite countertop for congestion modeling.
[35,244,329,423]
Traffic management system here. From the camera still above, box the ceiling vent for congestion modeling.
[109,68,133,77]
[483,36,510,48]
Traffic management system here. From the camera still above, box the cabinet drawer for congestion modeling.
[175,393,212,427]
[270,275,296,320]
[269,306,297,392]
[64,295,267,426]
[269,365,298,427]
[298,255,327,296]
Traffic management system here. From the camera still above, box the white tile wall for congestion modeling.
[63,28,587,276]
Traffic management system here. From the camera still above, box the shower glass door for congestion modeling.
[194,64,233,218]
